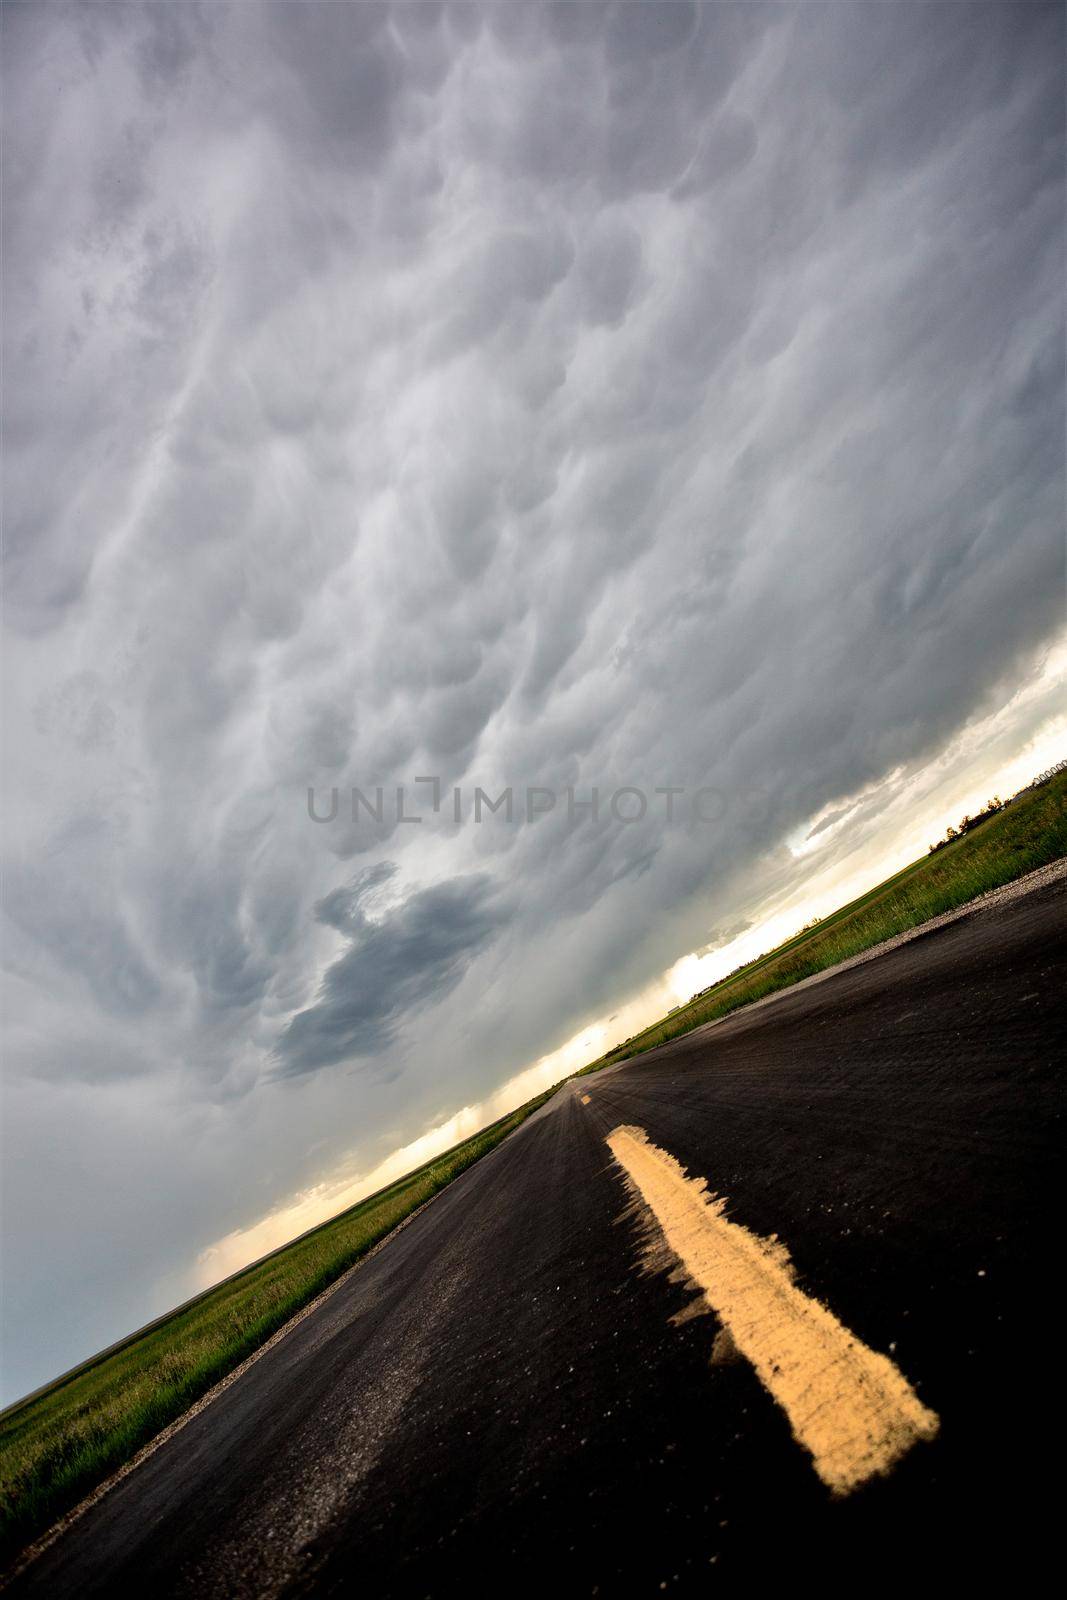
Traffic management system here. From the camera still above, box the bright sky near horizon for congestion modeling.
[2,1,1064,1404]
[195,674,1066,1292]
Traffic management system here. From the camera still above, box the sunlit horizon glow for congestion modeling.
[194,662,1066,1293]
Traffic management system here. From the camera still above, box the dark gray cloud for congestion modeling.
[1,0,1063,1401]
[277,866,510,1074]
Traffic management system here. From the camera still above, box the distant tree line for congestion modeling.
[927,757,1067,854]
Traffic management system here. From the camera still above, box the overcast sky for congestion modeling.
[2,1,1064,1404]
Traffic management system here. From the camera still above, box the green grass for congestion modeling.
[576,766,1067,1070]
[2,764,1064,1566]
[0,1091,555,1564]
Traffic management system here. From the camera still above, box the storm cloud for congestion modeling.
[279,865,511,1073]
[1,1,1063,1400]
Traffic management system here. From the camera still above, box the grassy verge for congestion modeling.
[3,765,1064,1565]
[0,1089,555,1565]
[576,765,1067,1071]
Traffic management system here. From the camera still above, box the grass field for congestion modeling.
[577,764,1067,1069]
[2,763,1064,1565]
[0,1091,555,1564]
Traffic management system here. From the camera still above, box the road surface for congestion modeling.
[11,870,1065,1595]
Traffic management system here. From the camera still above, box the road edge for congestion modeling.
[596,855,1067,1071]
[2,1182,452,1587]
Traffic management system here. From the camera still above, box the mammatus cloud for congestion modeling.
[1,1,1063,1401]
[278,865,511,1074]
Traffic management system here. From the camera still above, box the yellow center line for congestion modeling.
[607,1124,939,1496]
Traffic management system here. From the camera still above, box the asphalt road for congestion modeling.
[13,871,1065,1597]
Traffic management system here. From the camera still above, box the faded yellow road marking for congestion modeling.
[607,1125,939,1496]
